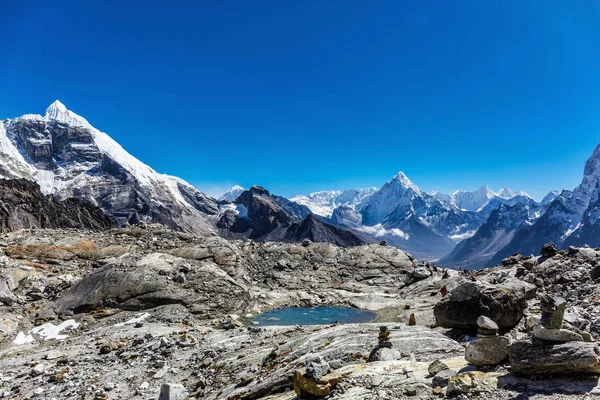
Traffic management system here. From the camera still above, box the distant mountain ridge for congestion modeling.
[0,101,363,248]
[226,172,533,261]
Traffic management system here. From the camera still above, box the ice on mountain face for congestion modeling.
[291,188,376,217]
[36,170,56,195]
[219,185,245,202]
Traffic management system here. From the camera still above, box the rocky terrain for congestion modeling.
[2,224,600,399]
[0,178,113,233]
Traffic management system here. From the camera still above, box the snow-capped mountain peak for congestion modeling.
[392,171,421,193]
[1,101,220,234]
[497,187,531,200]
[45,100,91,128]
[290,188,376,217]
[219,185,245,201]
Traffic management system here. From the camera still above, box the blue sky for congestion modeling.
[2,0,600,199]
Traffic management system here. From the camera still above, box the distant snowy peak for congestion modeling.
[219,185,245,202]
[290,187,376,217]
[433,185,531,212]
[541,190,561,205]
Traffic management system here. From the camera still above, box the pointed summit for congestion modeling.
[44,100,90,128]
[390,171,420,193]
[45,100,67,118]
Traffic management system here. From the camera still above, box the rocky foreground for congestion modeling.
[2,226,600,399]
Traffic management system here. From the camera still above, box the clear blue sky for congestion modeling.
[2,0,600,200]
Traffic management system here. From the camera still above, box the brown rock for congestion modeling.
[293,367,342,397]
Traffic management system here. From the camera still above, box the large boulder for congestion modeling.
[509,340,600,375]
[433,279,535,330]
[465,336,511,366]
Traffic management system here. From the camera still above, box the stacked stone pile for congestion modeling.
[465,316,511,367]
[509,295,600,375]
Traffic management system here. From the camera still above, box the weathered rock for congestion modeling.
[532,325,584,342]
[158,383,188,400]
[433,369,456,387]
[446,371,499,395]
[428,360,450,376]
[433,279,535,330]
[539,294,567,329]
[509,340,600,375]
[477,315,499,331]
[502,253,522,266]
[293,367,342,397]
[465,336,510,366]
[305,358,331,380]
[541,243,558,258]
[368,347,401,362]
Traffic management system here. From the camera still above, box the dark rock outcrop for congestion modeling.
[433,279,536,330]
[0,178,113,233]
[217,186,365,247]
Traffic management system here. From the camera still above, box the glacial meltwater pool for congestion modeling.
[251,306,376,326]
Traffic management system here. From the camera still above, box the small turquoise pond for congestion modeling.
[251,306,376,326]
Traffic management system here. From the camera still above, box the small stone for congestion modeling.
[403,386,417,396]
[540,295,567,329]
[477,315,499,331]
[432,369,456,386]
[293,367,341,397]
[532,325,584,342]
[305,357,330,381]
[428,360,450,376]
[33,388,44,395]
[172,272,186,284]
[44,350,63,360]
[158,383,188,400]
[31,364,45,376]
[139,381,149,390]
[408,313,416,326]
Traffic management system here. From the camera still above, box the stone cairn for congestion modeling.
[465,316,511,367]
[508,294,599,375]
[293,357,342,398]
[378,326,392,348]
[533,294,588,342]
[368,326,401,362]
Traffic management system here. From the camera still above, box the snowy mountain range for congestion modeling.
[0,101,367,247]
[5,101,599,268]
[220,172,537,261]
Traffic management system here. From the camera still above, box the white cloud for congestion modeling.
[358,224,410,240]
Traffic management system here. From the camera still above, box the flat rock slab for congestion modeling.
[509,340,600,376]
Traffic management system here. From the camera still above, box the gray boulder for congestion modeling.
[368,347,401,362]
[509,340,600,375]
[434,279,535,330]
[465,336,510,366]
